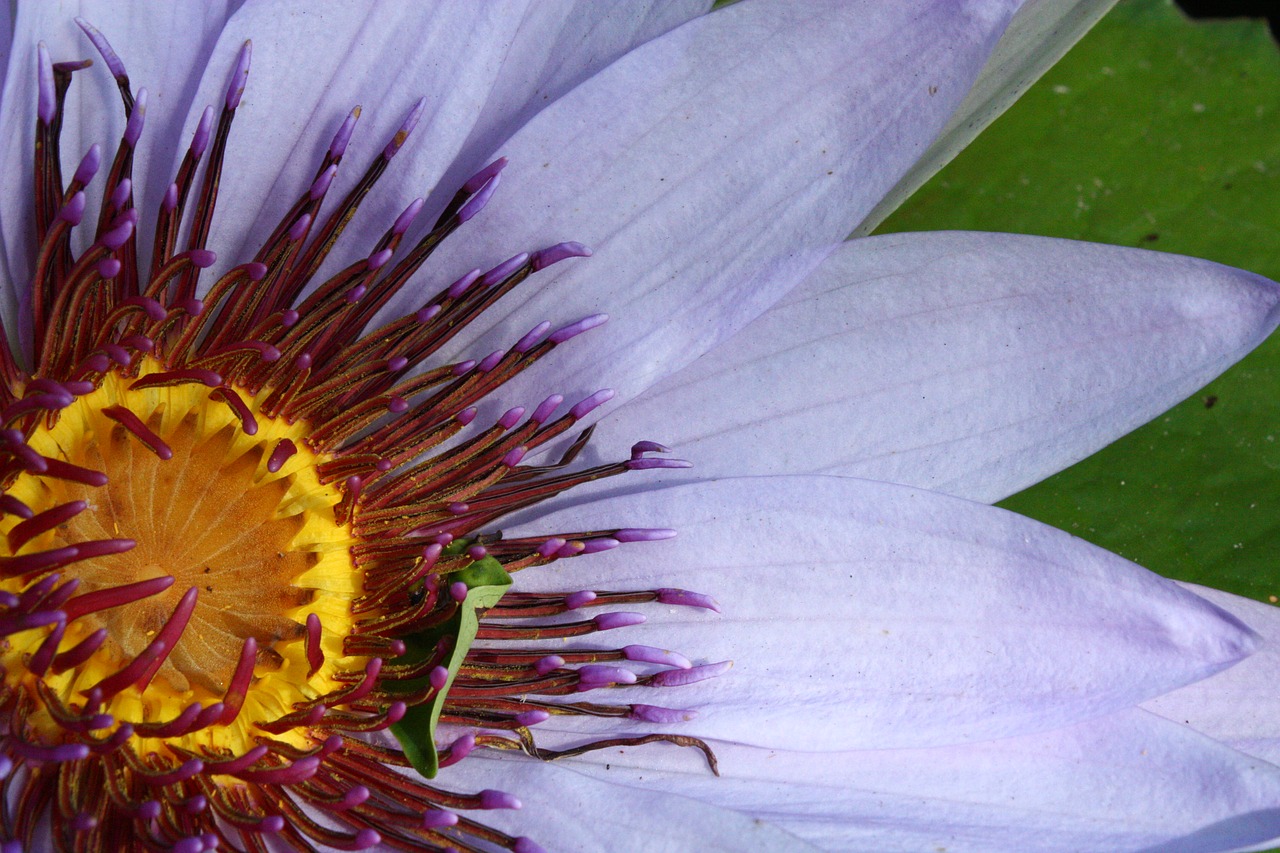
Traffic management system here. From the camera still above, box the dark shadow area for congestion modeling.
[1178,0,1280,42]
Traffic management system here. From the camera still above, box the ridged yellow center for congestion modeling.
[1,360,363,755]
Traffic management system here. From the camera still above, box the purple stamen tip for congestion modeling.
[74,144,103,185]
[188,249,217,269]
[657,588,721,612]
[630,704,697,724]
[416,304,442,323]
[429,666,450,690]
[515,709,550,727]
[57,192,87,226]
[245,262,269,281]
[97,258,122,279]
[578,665,638,686]
[534,655,564,676]
[352,830,381,850]
[624,645,693,669]
[477,350,504,373]
[513,839,550,853]
[226,41,252,110]
[109,178,132,212]
[75,18,127,79]
[463,157,508,193]
[631,440,671,458]
[457,172,501,223]
[387,397,409,414]
[581,538,619,554]
[478,790,521,811]
[345,284,367,304]
[626,457,694,470]
[393,197,425,235]
[570,389,614,420]
[531,394,563,424]
[387,356,408,372]
[446,269,483,299]
[532,241,593,271]
[565,591,597,610]
[514,321,552,354]
[162,182,179,212]
[549,313,608,345]
[498,407,525,430]
[124,88,148,146]
[422,810,458,829]
[456,407,477,426]
[37,43,56,124]
[593,611,645,631]
[450,581,468,602]
[309,164,338,200]
[501,446,527,468]
[192,106,215,158]
[537,538,566,558]
[281,310,299,327]
[615,528,678,543]
[100,220,135,251]
[384,97,425,158]
[330,106,360,158]
[481,252,528,287]
[650,660,733,688]
[288,213,312,242]
[467,545,488,560]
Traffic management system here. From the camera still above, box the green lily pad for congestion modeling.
[879,0,1280,601]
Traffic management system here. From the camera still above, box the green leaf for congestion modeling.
[388,556,512,778]
[878,0,1280,603]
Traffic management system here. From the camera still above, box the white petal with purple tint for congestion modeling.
[0,2,236,306]
[442,754,818,853]
[856,0,1120,234]
[421,0,1023,419]
[593,232,1280,503]
[549,708,1280,853]
[1143,584,1280,767]
[501,476,1257,749]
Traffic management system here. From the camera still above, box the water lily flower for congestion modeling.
[0,2,1277,852]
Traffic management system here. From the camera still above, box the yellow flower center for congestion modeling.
[1,359,363,757]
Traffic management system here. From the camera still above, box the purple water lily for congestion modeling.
[0,2,1277,851]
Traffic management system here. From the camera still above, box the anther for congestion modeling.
[458,172,501,223]
[384,97,426,159]
[225,41,252,110]
[531,241,592,271]
[481,253,529,287]
[648,660,733,687]
[593,612,645,631]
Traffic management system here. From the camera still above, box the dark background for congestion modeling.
[1178,0,1280,40]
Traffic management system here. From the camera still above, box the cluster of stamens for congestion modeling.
[0,20,723,852]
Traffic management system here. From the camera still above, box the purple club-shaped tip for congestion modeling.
[330,106,361,158]
[649,660,733,687]
[481,252,529,287]
[463,157,508,193]
[383,97,425,159]
[658,588,722,612]
[73,144,103,186]
[549,313,607,344]
[630,704,697,724]
[393,198,425,236]
[225,41,251,110]
[191,105,215,158]
[75,18,127,79]
[123,88,148,146]
[37,43,55,124]
[457,171,501,223]
[570,389,614,420]
[532,241,592,271]
[593,611,645,631]
[478,790,521,811]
